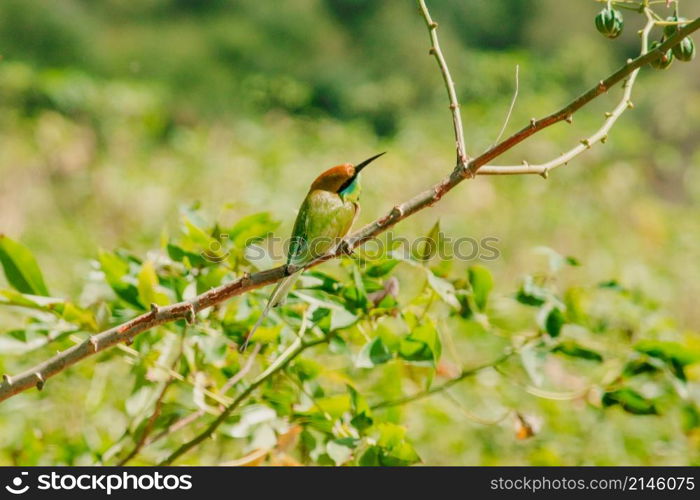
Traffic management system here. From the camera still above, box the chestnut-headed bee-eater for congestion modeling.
[243,152,385,350]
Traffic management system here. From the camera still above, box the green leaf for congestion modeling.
[534,246,579,273]
[360,423,421,466]
[468,265,493,310]
[60,302,98,331]
[357,337,393,368]
[622,357,662,377]
[602,388,658,415]
[167,243,206,267]
[291,358,323,381]
[366,259,399,278]
[351,263,369,310]
[398,322,441,365]
[426,272,460,309]
[137,261,169,307]
[183,218,214,248]
[0,235,49,296]
[300,394,351,419]
[552,340,603,362]
[327,439,355,466]
[541,306,566,337]
[98,250,142,309]
[634,340,700,367]
[228,212,280,247]
[416,220,441,262]
[681,404,700,432]
[516,276,549,307]
[7,329,27,342]
[347,385,373,431]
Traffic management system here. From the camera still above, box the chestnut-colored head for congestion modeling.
[309,153,385,193]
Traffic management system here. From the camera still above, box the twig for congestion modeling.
[116,330,185,465]
[442,390,512,426]
[114,341,232,407]
[140,344,263,450]
[491,65,520,147]
[1,13,699,405]
[370,351,514,410]
[478,10,655,176]
[220,343,262,395]
[418,0,469,167]
[145,409,205,447]
[116,377,174,466]
[159,335,329,465]
[465,15,700,178]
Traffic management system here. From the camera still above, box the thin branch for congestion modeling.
[116,330,185,465]
[464,16,700,178]
[116,377,174,466]
[491,65,520,147]
[138,343,262,450]
[145,409,205,447]
[370,351,514,410]
[418,0,469,166]
[1,13,699,405]
[442,390,512,426]
[478,9,655,176]
[159,335,329,465]
[219,343,262,395]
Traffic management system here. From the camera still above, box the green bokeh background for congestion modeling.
[1,0,700,465]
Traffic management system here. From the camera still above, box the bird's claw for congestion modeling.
[337,239,354,257]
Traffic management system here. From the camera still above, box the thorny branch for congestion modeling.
[478,8,656,176]
[418,0,469,167]
[1,2,699,464]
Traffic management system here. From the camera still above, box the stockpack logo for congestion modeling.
[5,472,29,495]
[3,471,193,496]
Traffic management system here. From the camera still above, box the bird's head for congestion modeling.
[309,152,385,196]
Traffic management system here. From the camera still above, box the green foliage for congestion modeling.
[1,0,700,467]
[3,206,699,465]
[0,235,50,296]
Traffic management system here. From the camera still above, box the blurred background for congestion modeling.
[1,0,699,465]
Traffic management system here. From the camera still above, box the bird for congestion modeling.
[241,152,385,351]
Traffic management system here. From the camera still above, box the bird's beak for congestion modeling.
[354,152,386,173]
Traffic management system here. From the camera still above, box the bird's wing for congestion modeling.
[287,190,355,266]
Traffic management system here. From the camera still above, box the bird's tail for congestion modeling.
[240,271,301,352]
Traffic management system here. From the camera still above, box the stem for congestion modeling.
[478,9,656,176]
[417,0,469,167]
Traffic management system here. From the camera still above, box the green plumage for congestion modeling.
[289,188,358,266]
[242,153,383,351]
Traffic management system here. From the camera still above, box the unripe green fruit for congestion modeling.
[664,16,687,38]
[649,40,674,70]
[595,7,623,39]
[673,37,696,62]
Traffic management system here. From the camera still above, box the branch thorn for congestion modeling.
[391,205,404,219]
[89,336,99,352]
[2,374,11,385]
[529,118,537,127]
[185,304,196,325]
[150,303,160,316]
[35,373,45,391]
[565,115,573,124]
